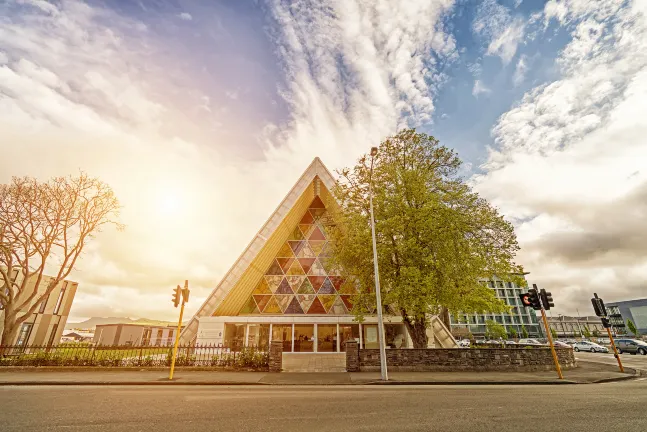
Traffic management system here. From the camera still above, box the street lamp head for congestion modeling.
[370,147,378,157]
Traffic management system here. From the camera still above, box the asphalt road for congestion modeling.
[575,350,647,370]
[1,382,646,432]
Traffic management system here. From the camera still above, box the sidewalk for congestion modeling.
[0,361,636,386]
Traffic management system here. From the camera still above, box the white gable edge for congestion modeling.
[180,158,336,342]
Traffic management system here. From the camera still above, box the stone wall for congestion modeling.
[344,340,359,372]
[269,341,283,372]
[352,347,576,372]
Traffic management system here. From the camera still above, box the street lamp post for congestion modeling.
[368,146,388,381]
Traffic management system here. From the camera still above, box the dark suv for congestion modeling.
[615,339,647,355]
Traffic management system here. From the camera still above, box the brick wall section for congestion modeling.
[344,340,359,372]
[269,341,283,372]
[355,347,576,372]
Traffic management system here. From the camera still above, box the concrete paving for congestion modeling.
[1,381,647,431]
[575,350,647,372]
[0,361,635,385]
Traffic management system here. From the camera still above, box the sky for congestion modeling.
[1,0,646,322]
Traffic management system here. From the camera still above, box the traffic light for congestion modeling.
[591,293,607,317]
[172,285,181,308]
[601,317,611,329]
[519,289,541,310]
[540,289,554,310]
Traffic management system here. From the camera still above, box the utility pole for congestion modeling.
[368,146,388,381]
[169,280,190,380]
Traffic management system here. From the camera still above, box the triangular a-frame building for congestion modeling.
[181,157,451,352]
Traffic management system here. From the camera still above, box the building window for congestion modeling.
[488,281,495,288]
[498,289,506,297]
[316,325,336,352]
[506,289,514,297]
[53,282,68,315]
[142,328,152,346]
[271,324,292,352]
[39,293,50,314]
[246,324,270,350]
[340,324,360,349]
[167,329,174,346]
[155,329,163,346]
[47,324,59,347]
[224,324,246,351]
[496,281,504,288]
[16,323,33,347]
[507,282,513,288]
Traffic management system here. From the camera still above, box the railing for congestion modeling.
[0,343,269,369]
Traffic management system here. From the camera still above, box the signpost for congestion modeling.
[169,280,190,381]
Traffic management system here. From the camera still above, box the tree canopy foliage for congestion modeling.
[328,129,524,347]
[0,174,122,345]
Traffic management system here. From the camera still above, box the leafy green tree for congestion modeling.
[508,328,518,339]
[582,326,591,338]
[328,129,524,348]
[627,319,639,337]
[550,327,558,339]
[521,325,529,339]
[592,329,600,338]
[485,320,507,340]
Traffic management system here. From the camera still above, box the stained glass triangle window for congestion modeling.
[287,275,306,290]
[296,242,316,258]
[297,278,316,294]
[254,294,271,312]
[275,278,293,294]
[277,257,294,273]
[308,226,326,241]
[297,294,316,311]
[307,276,327,291]
[263,296,282,314]
[277,243,295,258]
[307,259,326,276]
[289,240,306,256]
[307,296,327,314]
[308,241,326,256]
[318,278,336,294]
[340,295,354,311]
[300,211,314,224]
[297,258,316,274]
[309,196,325,209]
[240,297,259,314]
[276,295,293,313]
[288,226,305,240]
[284,296,304,314]
[286,260,305,275]
[329,296,348,314]
[265,276,284,293]
[318,295,337,313]
[265,259,284,275]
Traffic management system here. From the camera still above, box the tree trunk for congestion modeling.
[1,311,20,355]
[402,312,428,348]
[440,306,451,330]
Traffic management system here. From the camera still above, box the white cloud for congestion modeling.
[474,0,647,313]
[472,79,491,97]
[513,54,528,86]
[473,0,525,64]
[178,12,192,21]
[0,0,458,320]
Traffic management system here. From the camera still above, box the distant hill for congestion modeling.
[65,317,187,330]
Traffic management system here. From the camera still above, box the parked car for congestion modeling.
[572,341,608,353]
[518,338,543,345]
[615,339,647,355]
[552,340,571,348]
[504,340,517,345]
[484,340,503,345]
[457,339,471,348]
[597,338,611,345]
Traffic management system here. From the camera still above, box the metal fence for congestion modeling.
[0,343,269,369]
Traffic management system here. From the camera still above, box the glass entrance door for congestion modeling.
[294,325,314,352]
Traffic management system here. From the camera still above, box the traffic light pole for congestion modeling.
[169,298,185,380]
[606,327,624,373]
[540,306,563,380]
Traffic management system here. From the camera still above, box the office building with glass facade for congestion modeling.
[449,277,543,338]
[179,158,456,354]
[607,298,647,336]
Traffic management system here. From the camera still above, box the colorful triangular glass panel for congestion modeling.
[329,296,348,315]
[253,278,272,294]
[319,241,333,257]
[309,196,326,209]
[309,241,326,256]
[276,295,293,313]
[310,208,326,221]
[265,259,284,275]
[287,275,306,290]
[288,226,305,240]
[254,294,272,312]
[288,240,306,256]
[263,296,282,314]
[300,211,315,224]
[297,258,316,274]
[299,224,314,238]
[307,259,326,276]
[307,296,327,314]
[296,242,316,258]
[318,278,336,294]
[340,295,354,311]
[240,297,259,314]
[308,226,326,241]
[297,278,316,294]
[277,257,294,273]
[307,276,327,291]
[284,296,304,314]
[286,260,305,275]
[277,243,295,258]
[297,294,316,312]
[275,278,293,294]
[318,295,337,313]
[328,276,345,292]
[265,276,284,293]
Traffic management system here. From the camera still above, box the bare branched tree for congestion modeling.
[0,173,122,345]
